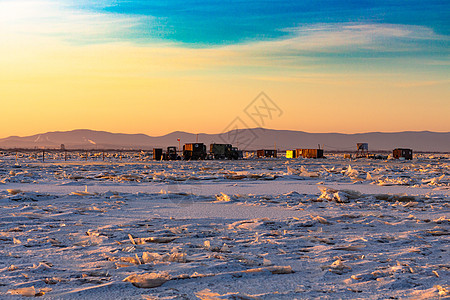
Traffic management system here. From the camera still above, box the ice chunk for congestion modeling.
[215,192,231,202]
[164,252,187,263]
[71,186,95,196]
[318,186,359,203]
[220,243,230,253]
[143,237,176,244]
[263,258,272,266]
[321,259,351,274]
[120,256,140,265]
[344,165,359,178]
[312,215,332,225]
[300,166,319,177]
[7,286,36,297]
[435,285,449,297]
[227,219,268,230]
[123,272,170,288]
[7,189,22,195]
[203,240,211,249]
[242,265,294,274]
[142,252,163,263]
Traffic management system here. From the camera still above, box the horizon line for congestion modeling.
[1,128,450,140]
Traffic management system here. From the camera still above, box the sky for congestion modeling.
[0,0,449,138]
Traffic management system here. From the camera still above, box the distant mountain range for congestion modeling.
[0,129,449,152]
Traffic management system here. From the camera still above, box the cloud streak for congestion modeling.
[230,23,449,56]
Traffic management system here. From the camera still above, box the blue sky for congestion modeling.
[73,0,450,45]
[62,0,449,76]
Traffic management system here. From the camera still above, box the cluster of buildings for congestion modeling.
[153,143,242,161]
[153,142,414,160]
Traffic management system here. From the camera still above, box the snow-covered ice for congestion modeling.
[0,154,448,299]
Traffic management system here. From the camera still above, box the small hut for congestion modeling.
[356,143,369,158]
[257,149,277,158]
[153,148,163,160]
[286,150,296,158]
[295,149,324,159]
[393,148,413,160]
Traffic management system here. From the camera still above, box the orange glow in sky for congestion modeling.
[0,1,448,138]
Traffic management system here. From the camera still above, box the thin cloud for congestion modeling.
[230,23,449,54]
[393,79,450,88]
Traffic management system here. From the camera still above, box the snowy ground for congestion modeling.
[0,155,449,299]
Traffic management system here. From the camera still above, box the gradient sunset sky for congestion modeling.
[1,0,449,138]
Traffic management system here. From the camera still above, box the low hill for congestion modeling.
[0,129,448,152]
